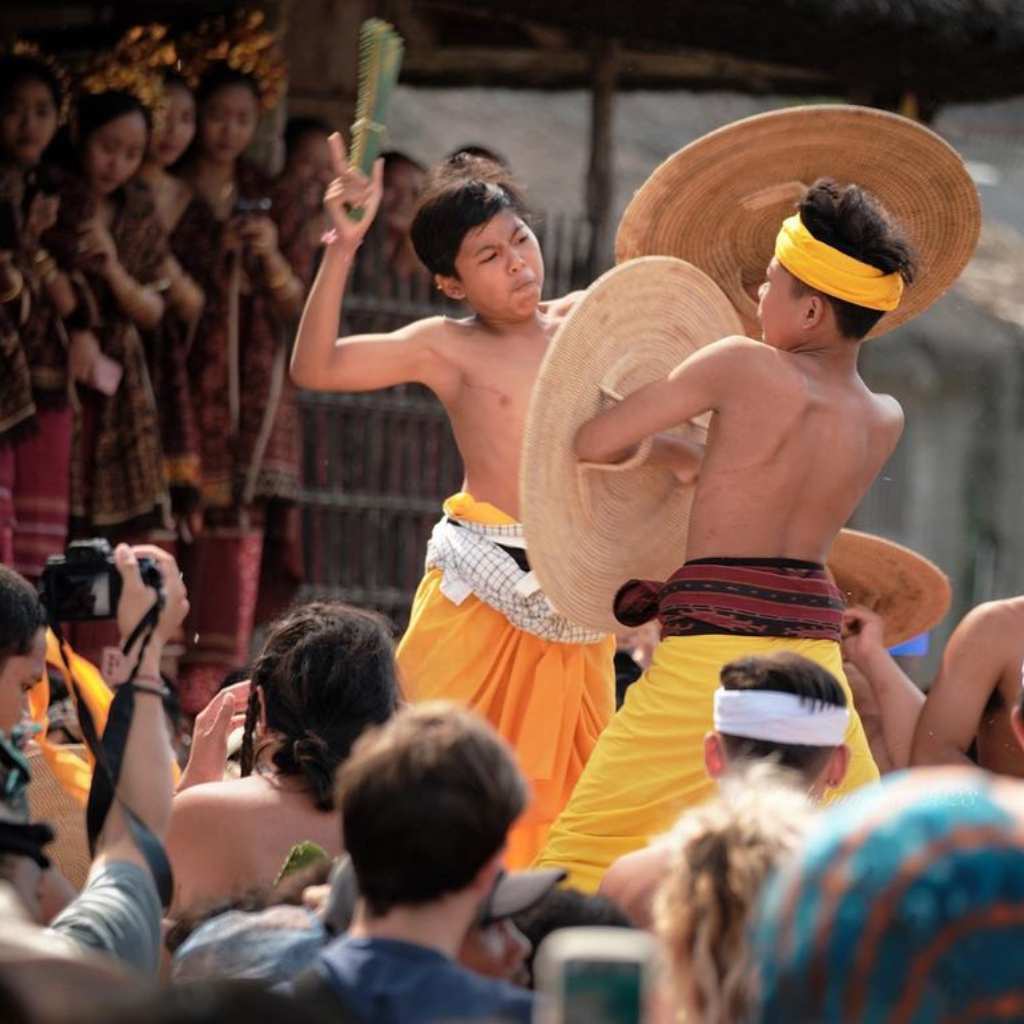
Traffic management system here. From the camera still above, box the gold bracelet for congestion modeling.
[40,259,59,286]
[32,248,59,285]
[0,267,24,304]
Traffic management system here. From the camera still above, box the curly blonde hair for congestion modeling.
[653,765,812,1023]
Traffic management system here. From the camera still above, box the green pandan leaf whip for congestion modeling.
[348,18,404,221]
[274,840,329,886]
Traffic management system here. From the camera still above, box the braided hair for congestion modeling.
[653,765,812,1024]
[238,602,399,810]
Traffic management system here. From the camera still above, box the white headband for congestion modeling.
[713,688,849,747]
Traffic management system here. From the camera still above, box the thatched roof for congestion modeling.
[414,0,1024,107]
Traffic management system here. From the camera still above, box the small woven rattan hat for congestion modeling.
[828,529,951,648]
[616,104,980,339]
[521,256,743,633]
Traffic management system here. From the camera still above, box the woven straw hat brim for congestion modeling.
[828,529,952,648]
[27,746,91,889]
[521,256,743,633]
[616,105,980,340]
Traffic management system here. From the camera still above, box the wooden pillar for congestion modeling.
[586,37,620,277]
[283,0,377,131]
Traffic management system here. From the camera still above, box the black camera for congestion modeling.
[23,164,60,213]
[233,195,272,216]
[40,539,162,623]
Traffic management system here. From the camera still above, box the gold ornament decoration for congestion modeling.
[3,41,73,125]
[180,9,287,112]
[78,25,171,127]
[117,24,180,77]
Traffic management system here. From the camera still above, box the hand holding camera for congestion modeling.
[237,210,278,257]
[41,539,189,672]
[224,196,275,259]
[114,544,189,655]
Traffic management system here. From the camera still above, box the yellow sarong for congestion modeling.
[28,631,113,805]
[28,630,180,804]
[397,493,615,868]
[535,634,878,892]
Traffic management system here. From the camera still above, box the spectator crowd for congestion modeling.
[2,9,1024,1024]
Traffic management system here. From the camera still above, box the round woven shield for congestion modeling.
[521,256,743,632]
[616,104,980,339]
[828,528,952,648]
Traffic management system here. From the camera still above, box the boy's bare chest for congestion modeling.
[454,340,548,415]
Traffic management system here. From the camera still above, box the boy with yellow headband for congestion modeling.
[536,179,916,891]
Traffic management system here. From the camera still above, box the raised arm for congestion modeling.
[290,133,457,399]
[93,544,188,872]
[575,335,761,464]
[911,601,1010,767]
[842,606,924,770]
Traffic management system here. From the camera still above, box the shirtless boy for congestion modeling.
[910,597,1024,776]
[290,139,614,868]
[536,179,914,890]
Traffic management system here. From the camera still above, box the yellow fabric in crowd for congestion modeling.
[28,631,113,806]
[29,629,180,805]
[536,633,879,892]
[775,213,904,312]
[397,493,616,869]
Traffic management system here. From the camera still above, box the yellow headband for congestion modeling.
[775,214,904,312]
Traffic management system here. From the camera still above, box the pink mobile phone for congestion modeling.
[89,353,123,396]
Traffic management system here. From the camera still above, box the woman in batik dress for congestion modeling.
[174,62,306,713]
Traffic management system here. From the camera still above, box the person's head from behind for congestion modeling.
[410,157,542,320]
[753,767,1024,1022]
[654,766,812,1024]
[0,566,47,736]
[512,886,632,989]
[337,702,527,922]
[447,144,508,169]
[705,652,850,798]
[0,52,62,168]
[240,602,399,811]
[283,115,331,189]
[455,867,567,988]
[758,177,916,348]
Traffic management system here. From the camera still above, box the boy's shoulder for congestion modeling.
[687,334,790,384]
[401,313,478,344]
[540,289,587,318]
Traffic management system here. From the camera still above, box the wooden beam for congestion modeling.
[586,38,620,275]
[401,44,834,92]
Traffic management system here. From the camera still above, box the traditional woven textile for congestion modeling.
[614,557,845,642]
[425,511,605,645]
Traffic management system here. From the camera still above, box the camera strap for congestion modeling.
[51,599,174,909]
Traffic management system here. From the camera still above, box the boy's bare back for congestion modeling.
[575,334,903,565]
[685,337,903,562]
